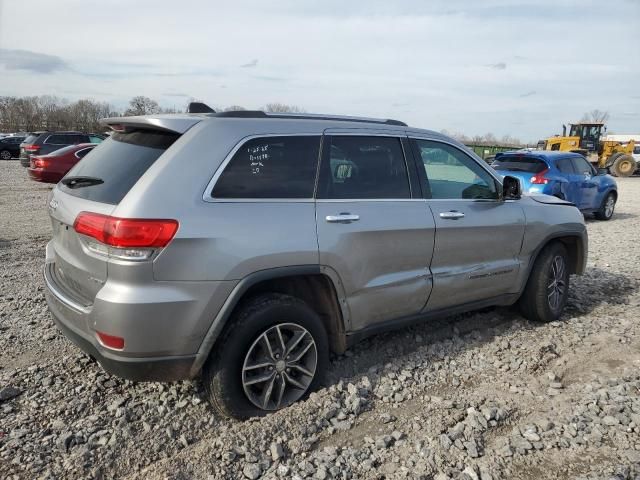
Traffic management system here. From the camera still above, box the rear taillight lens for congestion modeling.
[531,168,550,185]
[74,212,179,248]
[33,158,48,168]
[24,144,40,152]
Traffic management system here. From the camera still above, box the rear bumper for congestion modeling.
[48,303,196,381]
[28,167,62,183]
[44,261,199,382]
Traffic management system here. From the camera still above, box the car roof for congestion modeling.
[99,111,454,144]
[496,150,583,163]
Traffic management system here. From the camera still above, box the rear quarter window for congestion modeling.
[59,129,179,205]
[212,136,321,198]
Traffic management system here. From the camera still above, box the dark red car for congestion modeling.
[28,144,97,183]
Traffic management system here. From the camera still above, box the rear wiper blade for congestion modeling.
[60,176,104,188]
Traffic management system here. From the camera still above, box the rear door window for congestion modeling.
[492,156,547,173]
[556,158,576,174]
[317,136,410,199]
[212,136,320,198]
[59,129,179,205]
[571,156,596,175]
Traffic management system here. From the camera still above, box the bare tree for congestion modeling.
[124,96,161,116]
[0,95,118,132]
[223,105,247,111]
[262,103,305,113]
[581,109,610,123]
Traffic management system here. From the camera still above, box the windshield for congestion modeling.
[492,156,547,173]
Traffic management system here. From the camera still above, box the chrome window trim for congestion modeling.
[74,147,94,159]
[202,133,322,203]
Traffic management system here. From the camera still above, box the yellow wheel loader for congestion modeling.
[541,122,636,177]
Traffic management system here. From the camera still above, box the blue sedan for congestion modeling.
[493,151,618,220]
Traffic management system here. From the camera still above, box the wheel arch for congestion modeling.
[191,266,348,377]
[525,232,587,286]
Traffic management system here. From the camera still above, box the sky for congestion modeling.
[0,0,638,142]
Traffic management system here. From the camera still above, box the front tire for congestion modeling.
[203,293,329,419]
[519,243,570,323]
[0,150,12,160]
[594,192,616,220]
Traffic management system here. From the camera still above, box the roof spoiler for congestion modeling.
[187,102,216,114]
[100,115,203,134]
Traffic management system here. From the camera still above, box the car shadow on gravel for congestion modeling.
[585,212,637,222]
[326,267,637,384]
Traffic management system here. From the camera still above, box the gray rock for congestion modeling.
[0,386,21,402]
[243,463,262,480]
[603,416,620,426]
[270,442,284,461]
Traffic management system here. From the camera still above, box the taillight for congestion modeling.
[33,158,48,168]
[96,331,125,350]
[24,144,40,152]
[74,212,179,249]
[531,168,550,185]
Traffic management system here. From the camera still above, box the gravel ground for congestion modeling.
[1,160,640,480]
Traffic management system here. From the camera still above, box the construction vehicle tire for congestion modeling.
[610,154,636,177]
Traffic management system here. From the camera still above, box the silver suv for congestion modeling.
[44,110,587,419]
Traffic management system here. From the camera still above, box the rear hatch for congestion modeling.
[20,133,42,163]
[47,127,183,307]
[492,155,548,189]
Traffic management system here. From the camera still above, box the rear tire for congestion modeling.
[519,243,570,323]
[594,192,616,220]
[202,293,329,419]
[610,154,635,177]
[0,150,11,160]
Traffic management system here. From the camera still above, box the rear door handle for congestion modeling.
[326,213,360,223]
[439,211,465,220]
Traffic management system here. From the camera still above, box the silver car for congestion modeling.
[44,110,587,419]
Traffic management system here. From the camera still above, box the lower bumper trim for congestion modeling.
[50,308,196,382]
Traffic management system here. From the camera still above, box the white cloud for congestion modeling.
[0,0,638,140]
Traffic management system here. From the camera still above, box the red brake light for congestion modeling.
[96,331,125,350]
[24,144,40,152]
[531,168,550,185]
[74,212,179,248]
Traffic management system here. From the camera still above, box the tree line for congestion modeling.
[0,95,307,133]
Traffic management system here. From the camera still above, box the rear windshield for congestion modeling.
[59,129,179,205]
[22,134,40,144]
[492,156,547,173]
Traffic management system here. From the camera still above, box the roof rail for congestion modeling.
[213,110,407,127]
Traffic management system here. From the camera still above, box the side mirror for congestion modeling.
[597,167,609,175]
[502,175,522,200]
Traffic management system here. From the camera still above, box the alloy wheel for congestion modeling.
[547,255,566,312]
[604,195,615,218]
[0,150,11,160]
[242,323,317,411]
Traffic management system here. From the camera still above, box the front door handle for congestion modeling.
[326,213,360,223]
[439,211,465,220]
